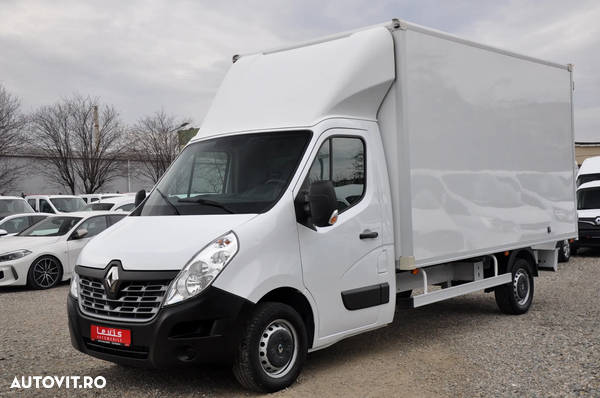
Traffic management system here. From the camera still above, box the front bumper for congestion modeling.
[573,224,600,249]
[68,285,254,368]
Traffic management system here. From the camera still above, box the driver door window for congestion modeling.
[307,137,365,212]
[40,199,54,213]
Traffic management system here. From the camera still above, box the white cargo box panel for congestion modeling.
[378,22,577,269]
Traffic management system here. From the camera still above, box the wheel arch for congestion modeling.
[495,248,538,277]
[258,287,315,349]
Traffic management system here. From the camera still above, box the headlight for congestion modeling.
[0,249,32,262]
[164,231,239,306]
[70,273,79,299]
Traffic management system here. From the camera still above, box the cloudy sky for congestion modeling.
[1,0,598,141]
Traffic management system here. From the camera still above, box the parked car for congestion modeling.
[0,211,127,289]
[79,193,126,204]
[0,196,35,216]
[81,196,136,212]
[26,195,86,214]
[0,213,52,237]
[571,181,600,254]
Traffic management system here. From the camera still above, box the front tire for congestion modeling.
[233,302,307,393]
[495,258,534,315]
[27,256,63,289]
[558,239,571,263]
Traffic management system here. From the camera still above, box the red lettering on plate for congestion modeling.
[91,325,131,346]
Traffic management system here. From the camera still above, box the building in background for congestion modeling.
[575,142,600,167]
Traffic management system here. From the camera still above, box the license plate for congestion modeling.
[91,325,131,346]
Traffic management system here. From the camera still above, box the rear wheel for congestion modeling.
[495,258,534,315]
[557,239,571,263]
[27,256,63,289]
[233,302,307,393]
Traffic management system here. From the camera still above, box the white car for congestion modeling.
[0,211,127,289]
[0,213,52,237]
[81,196,136,212]
[0,196,35,215]
[79,193,126,204]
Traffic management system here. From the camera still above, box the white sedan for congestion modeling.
[81,196,136,212]
[0,211,127,289]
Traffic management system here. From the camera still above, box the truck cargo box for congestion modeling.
[376,21,577,269]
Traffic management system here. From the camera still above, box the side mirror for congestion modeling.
[134,190,146,207]
[72,228,88,240]
[306,180,339,228]
[0,229,7,237]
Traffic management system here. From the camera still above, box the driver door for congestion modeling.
[297,129,384,339]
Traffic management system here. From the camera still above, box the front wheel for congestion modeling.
[495,258,534,315]
[233,302,307,393]
[27,256,63,289]
[558,239,571,263]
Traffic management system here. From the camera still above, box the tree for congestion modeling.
[0,83,27,193]
[29,93,128,194]
[129,109,193,184]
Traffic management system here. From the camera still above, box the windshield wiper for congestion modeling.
[178,197,236,214]
[156,188,180,215]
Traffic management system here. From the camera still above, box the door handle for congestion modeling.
[359,230,379,240]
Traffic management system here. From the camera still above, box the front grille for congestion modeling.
[83,337,149,360]
[79,276,171,322]
[579,218,600,227]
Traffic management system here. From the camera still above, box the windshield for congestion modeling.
[0,198,33,214]
[577,188,600,210]
[137,131,311,216]
[577,173,600,187]
[50,197,86,212]
[19,216,82,237]
[82,203,114,211]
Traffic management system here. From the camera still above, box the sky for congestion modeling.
[0,0,598,141]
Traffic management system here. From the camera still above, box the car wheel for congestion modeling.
[233,302,307,393]
[27,256,63,290]
[495,258,534,315]
[557,239,571,263]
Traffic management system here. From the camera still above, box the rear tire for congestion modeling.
[27,256,63,290]
[495,258,534,315]
[233,302,307,393]
[557,239,571,263]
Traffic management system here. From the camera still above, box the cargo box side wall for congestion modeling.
[378,27,577,269]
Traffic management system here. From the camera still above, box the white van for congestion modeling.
[67,20,576,392]
[576,156,600,187]
[571,181,600,254]
[26,195,86,214]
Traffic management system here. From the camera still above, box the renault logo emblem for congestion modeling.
[105,266,119,295]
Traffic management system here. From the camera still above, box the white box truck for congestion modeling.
[67,19,577,392]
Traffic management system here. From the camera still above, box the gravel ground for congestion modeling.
[1,250,599,397]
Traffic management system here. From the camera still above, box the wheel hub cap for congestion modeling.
[258,319,298,378]
[513,269,530,304]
